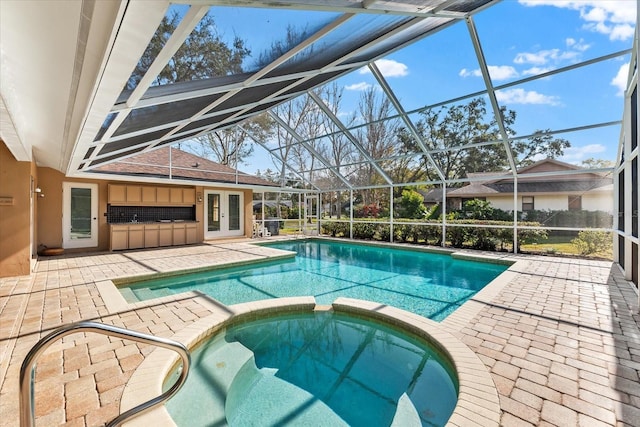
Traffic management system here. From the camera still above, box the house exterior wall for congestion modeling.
[1,138,258,278]
[0,140,32,277]
[583,191,614,212]
[485,196,514,212]
[486,192,612,212]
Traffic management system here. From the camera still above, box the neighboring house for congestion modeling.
[421,159,614,214]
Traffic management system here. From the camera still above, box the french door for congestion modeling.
[204,190,244,239]
[62,182,98,248]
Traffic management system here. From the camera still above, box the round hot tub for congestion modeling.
[165,310,458,427]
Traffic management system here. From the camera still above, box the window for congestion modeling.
[522,196,534,211]
[568,195,582,211]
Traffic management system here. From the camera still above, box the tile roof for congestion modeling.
[90,147,278,187]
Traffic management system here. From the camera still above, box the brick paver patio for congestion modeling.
[0,240,638,426]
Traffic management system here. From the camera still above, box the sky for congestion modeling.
[182,1,637,175]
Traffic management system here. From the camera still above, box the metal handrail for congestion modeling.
[20,321,190,427]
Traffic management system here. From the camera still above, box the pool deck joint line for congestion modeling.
[0,237,638,426]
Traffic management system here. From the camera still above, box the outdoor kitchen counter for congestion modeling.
[109,221,199,251]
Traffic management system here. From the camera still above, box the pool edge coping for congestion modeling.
[100,238,516,316]
[121,297,500,427]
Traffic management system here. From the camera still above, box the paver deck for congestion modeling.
[0,239,638,426]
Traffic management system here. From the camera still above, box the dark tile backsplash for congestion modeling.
[107,205,195,223]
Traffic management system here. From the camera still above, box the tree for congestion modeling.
[354,87,399,206]
[398,97,570,182]
[513,130,571,167]
[185,114,272,167]
[581,158,615,169]
[127,12,250,89]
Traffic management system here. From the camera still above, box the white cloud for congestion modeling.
[488,65,519,80]
[565,37,590,51]
[359,59,409,77]
[519,0,637,41]
[345,82,372,91]
[459,68,481,78]
[459,65,518,81]
[560,143,607,164]
[495,88,561,106]
[522,66,554,76]
[514,48,580,66]
[610,62,629,96]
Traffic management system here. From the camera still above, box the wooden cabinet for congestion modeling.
[159,224,173,247]
[126,185,142,203]
[142,186,156,203]
[144,224,159,247]
[156,187,170,204]
[110,225,129,250]
[108,185,126,204]
[111,222,198,250]
[170,188,183,204]
[172,223,186,245]
[109,184,195,205]
[186,223,197,244]
[183,188,196,204]
[128,225,144,249]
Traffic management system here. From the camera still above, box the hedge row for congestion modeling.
[320,220,547,252]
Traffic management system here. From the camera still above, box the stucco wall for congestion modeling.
[487,194,612,212]
[0,141,32,277]
[1,146,256,278]
[583,191,614,212]
[486,196,515,212]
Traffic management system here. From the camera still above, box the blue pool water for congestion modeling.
[165,311,458,427]
[122,240,508,321]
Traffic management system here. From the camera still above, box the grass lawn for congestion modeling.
[520,235,613,260]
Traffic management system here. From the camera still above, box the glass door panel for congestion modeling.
[207,193,220,232]
[228,194,240,231]
[71,188,92,240]
[63,182,98,248]
[205,191,243,238]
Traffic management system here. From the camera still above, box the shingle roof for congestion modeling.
[449,180,613,196]
[419,159,613,200]
[90,147,278,187]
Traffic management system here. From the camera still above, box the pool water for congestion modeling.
[122,240,508,321]
[165,311,458,427]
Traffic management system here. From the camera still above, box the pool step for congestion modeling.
[165,340,256,426]
[129,287,172,301]
[226,369,348,427]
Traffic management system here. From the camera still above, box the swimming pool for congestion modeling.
[165,311,458,427]
[121,239,508,321]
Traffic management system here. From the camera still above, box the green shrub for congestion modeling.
[321,221,349,237]
[377,224,391,241]
[571,230,612,255]
[397,189,427,219]
[353,222,376,239]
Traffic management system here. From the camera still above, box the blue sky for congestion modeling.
[180,1,637,174]
[331,0,636,167]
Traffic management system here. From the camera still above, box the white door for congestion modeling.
[205,190,244,239]
[63,182,98,248]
